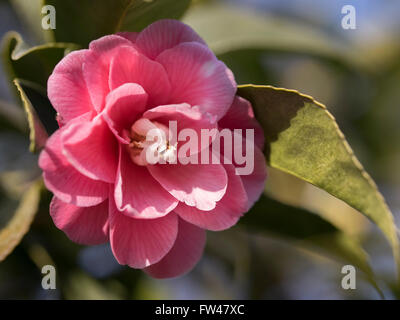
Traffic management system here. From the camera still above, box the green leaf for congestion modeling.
[1,32,65,151]
[217,49,272,85]
[242,194,383,296]
[237,84,400,281]
[117,0,192,33]
[13,79,57,152]
[10,0,51,43]
[20,0,191,47]
[1,31,78,90]
[0,180,42,261]
[183,2,368,72]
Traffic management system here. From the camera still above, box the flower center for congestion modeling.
[128,118,177,166]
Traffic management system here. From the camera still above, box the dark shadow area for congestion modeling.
[237,85,311,161]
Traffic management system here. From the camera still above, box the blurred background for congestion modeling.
[0,0,399,299]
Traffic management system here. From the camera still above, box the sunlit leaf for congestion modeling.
[0,180,42,261]
[238,84,400,281]
[242,194,382,295]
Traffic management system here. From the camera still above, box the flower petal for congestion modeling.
[136,19,206,59]
[143,103,218,155]
[157,42,236,121]
[83,35,134,112]
[116,31,139,44]
[148,163,227,211]
[218,134,267,210]
[48,49,94,124]
[39,127,109,207]
[50,197,109,245]
[62,116,118,183]
[109,200,178,268]
[175,164,248,231]
[219,96,265,150]
[239,145,267,209]
[144,218,206,278]
[115,146,178,219]
[109,46,171,107]
[103,83,148,143]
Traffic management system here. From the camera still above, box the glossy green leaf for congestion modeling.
[217,49,272,85]
[238,84,400,280]
[0,180,42,261]
[17,0,191,47]
[14,79,57,152]
[242,194,382,295]
[1,31,78,89]
[1,32,65,151]
[117,0,192,33]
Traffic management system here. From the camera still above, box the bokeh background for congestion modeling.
[0,0,399,299]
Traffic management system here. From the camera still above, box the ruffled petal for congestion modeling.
[218,133,267,210]
[157,42,236,121]
[219,96,265,150]
[61,116,118,183]
[39,127,109,207]
[143,103,218,156]
[109,200,178,268]
[148,163,227,211]
[83,35,134,112]
[50,197,109,245]
[48,49,94,123]
[109,46,171,107]
[116,31,139,44]
[136,19,206,59]
[175,164,248,231]
[102,83,148,143]
[144,218,206,278]
[115,146,178,219]
[239,145,267,209]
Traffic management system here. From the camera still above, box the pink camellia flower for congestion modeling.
[39,19,267,278]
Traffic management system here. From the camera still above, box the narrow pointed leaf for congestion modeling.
[1,32,66,151]
[0,180,42,261]
[14,79,57,152]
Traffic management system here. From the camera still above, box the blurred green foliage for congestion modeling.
[0,0,399,299]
